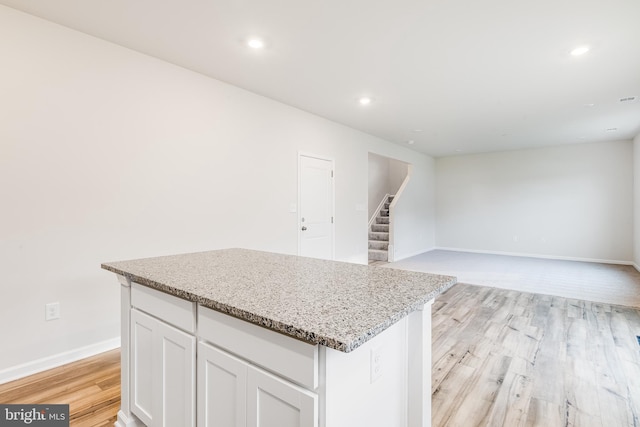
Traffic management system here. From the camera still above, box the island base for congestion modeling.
[115,275,433,427]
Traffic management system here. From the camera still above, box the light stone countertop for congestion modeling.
[102,248,456,352]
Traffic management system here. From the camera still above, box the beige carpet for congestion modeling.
[386,250,640,308]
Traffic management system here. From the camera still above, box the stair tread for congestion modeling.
[368,248,388,261]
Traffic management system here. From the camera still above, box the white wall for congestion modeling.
[634,134,640,269]
[368,153,391,219]
[0,5,436,375]
[389,160,408,195]
[367,153,409,220]
[436,141,634,263]
[392,163,436,260]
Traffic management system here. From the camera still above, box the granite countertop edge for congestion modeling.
[102,258,456,353]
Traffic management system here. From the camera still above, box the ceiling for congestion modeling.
[2,0,639,157]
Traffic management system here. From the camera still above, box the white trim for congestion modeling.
[115,410,145,427]
[634,263,640,273]
[390,247,436,263]
[297,151,336,260]
[368,193,391,228]
[434,246,634,266]
[388,165,412,263]
[407,300,433,427]
[0,338,120,385]
[118,275,135,423]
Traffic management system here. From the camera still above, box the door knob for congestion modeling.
[301,226,307,231]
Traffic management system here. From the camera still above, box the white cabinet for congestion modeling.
[131,309,196,427]
[158,319,195,427]
[130,309,154,423]
[197,342,247,427]
[247,365,317,427]
[130,283,196,427]
[198,341,317,427]
[116,278,433,427]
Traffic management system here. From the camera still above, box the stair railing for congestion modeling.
[368,193,392,229]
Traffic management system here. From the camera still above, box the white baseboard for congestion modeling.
[0,337,120,385]
[434,246,634,266]
[116,410,145,427]
[391,247,436,263]
[634,263,640,273]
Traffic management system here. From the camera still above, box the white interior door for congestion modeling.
[299,154,334,260]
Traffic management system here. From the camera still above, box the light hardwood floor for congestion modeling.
[432,283,640,427]
[0,349,120,427]
[3,284,639,427]
[2,254,639,426]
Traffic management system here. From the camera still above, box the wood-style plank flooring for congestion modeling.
[432,283,640,427]
[0,349,120,427]
[1,263,639,426]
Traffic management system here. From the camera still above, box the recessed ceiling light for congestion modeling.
[584,103,595,107]
[247,38,264,49]
[358,97,372,105]
[412,129,423,133]
[570,45,590,56]
[606,128,618,132]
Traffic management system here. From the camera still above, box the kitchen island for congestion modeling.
[102,249,456,427]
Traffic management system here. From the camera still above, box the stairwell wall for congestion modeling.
[390,162,437,261]
[367,153,410,221]
[0,6,436,377]
[368,153,391,220]
[389,158,409,195]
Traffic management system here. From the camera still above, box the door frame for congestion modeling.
[297,151,335,260]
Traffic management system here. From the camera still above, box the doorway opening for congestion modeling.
[367,153,409,264]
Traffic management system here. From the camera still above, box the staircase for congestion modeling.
[368,195,394,262]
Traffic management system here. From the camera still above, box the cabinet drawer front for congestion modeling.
[198,307,318,390]
[131,282,196,333]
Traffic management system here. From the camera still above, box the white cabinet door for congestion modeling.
[247,365,318,427]
[198,342,247,427]
[159,323,196,427]
[131,308,196,427]
[131,309,155,426]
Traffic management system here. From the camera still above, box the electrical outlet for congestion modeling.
[370,346,383,383]
[45,302,60,321]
